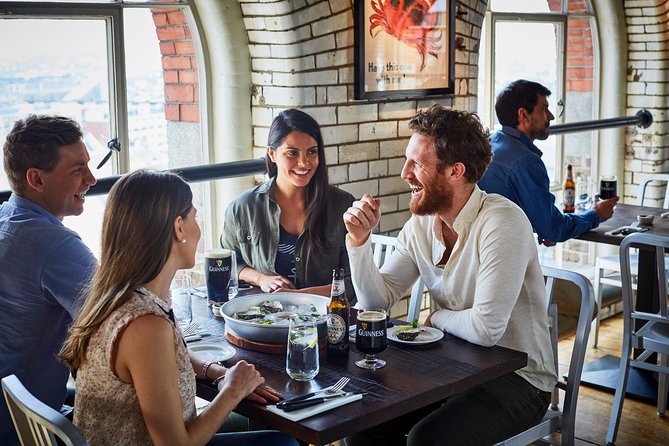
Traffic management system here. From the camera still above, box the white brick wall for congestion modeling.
[243,0,502,234]
[624,0,669,204]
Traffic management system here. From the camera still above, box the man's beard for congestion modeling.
[409,179,453,216]
[534,124,550,141]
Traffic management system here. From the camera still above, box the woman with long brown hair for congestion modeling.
[222,109,355,299]
[59,170,297,446]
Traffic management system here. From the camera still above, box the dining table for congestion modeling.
[576,202,669,402]
[187,288,528,446]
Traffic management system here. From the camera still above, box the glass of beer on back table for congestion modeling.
[599,175,617,200]
[205,249,238,305]
[355,309,387,370]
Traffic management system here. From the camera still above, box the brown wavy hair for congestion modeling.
[408,104,492,183]
[59,169,192,370]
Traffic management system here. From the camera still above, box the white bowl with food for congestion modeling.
[221,293,329,343]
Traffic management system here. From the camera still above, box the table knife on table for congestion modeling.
[281,392,360,412]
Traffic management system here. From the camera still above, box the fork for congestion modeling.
[276,377,350,408]
[181,323,201,337]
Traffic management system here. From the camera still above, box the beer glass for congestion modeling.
[355,309,387,370]
[204,249,238,305]
[286,315,319,380]
[599,175,617,200]
[170,273,192,329]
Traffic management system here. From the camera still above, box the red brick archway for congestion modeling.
[151,8,200,123]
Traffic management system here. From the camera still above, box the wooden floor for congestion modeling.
[557,314,669,445]
[329,310,668,446]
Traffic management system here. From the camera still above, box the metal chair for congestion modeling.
[592,174,669,347]
[370,234,425,322]
[494,266,595,446]
[605,233,669,445]
[2,374,88,446]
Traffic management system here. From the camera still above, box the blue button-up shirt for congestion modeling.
[478,126,600,243]
[0,194,97,445]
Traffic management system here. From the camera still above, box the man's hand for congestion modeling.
[593,195,619,222]
[343,194,382,247]
[537,235,556,247]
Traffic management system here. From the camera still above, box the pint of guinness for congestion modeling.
[355,309,387,369]
[599,175,617,200]
[204,249,237,305]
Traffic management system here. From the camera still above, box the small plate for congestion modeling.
[188,343,236,362]
[387,326,444,345]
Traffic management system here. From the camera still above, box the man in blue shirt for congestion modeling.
[0,115,97,445]
[479,79,618,245]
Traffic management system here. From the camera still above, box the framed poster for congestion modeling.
[354,0,455,99]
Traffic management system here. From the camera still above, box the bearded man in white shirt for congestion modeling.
[343,104,557,446]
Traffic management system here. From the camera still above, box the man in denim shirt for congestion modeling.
[0,115,97,445]
[479,79,618,245]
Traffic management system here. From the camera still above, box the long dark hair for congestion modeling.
[264,109,330,252]
[59,170,193,369]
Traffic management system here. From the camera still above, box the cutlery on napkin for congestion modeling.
[266,392,364,421]
[282,392,363,412]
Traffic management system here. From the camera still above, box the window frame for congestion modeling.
[479,9,569,190]
[0,0,196,175]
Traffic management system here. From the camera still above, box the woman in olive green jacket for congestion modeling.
[222,109,356,301]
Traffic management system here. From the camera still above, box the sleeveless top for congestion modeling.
[74,287,196,445]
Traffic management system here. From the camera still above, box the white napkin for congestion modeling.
[266,393,363,421]
[195,396,210,415]
[605,225,649,236]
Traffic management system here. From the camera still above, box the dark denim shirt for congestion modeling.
[478,127,600,243]
[0,194,96,445]
[221,178,356,301]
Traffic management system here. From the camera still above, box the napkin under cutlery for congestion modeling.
[266,393,363,421]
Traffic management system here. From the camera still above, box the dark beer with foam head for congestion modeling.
[205,249,234,305]
[356,310,387,355]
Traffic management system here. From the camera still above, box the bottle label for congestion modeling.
[330,280,345,297]
[564,189,575,206]
[327,314,347,344]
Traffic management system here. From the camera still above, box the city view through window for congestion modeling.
[0,9,196,257]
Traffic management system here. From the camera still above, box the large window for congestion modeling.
[477,0,596,188]
[477,0,598,270]
[0,1,205,258]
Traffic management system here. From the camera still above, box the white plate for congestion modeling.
[188,343,236,362]
[387,326,444,345]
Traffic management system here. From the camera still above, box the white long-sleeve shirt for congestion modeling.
[348,186,557,392]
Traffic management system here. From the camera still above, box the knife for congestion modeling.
[281,392,361,412]
[276,391,322,408]
[184,333,211,343]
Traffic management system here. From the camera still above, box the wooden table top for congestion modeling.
[191,293,528,445]
[577,203,669,245]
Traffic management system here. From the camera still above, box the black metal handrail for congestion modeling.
[550,109,652,135]
[0,109,655,203]
[0,158,266,203]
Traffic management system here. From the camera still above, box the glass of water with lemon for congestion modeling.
[286,315,319,380]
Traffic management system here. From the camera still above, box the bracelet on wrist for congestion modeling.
[201,361,214,379]
[212,375,224,387]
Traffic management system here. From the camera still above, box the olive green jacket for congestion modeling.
[221,177,356,301]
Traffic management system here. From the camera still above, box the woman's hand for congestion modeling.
[257,273,296,293]
[245,384,283,405]
[217,360,264,402]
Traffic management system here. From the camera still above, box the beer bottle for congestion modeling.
[563,164,575,213]
[327,268,350,356]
